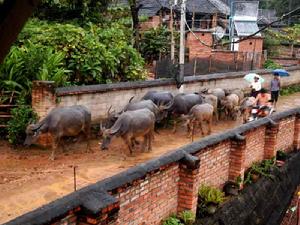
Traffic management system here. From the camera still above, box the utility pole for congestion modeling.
[170,2,175,62]
[178,0,186,92]
[229,0,234,51]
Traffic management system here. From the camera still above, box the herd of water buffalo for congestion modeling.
[23,88,256,160]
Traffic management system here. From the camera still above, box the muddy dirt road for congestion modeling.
[1,93,300,223]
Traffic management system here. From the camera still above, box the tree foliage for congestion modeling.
[0,19,145,101]
[140,26,177,62]
[35,0,111,22]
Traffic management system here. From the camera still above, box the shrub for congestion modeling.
[7,98,38,145]
[140,26,178,62]
[163,215,184,225]
[243,158,276,185]
[198,185,225,205]
[0,19,146,101]
[178,210,195,225]
[263,59,282,69]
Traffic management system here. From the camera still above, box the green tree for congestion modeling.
[268,24,300,57]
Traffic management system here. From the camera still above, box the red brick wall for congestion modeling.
[276,116,295,152]
[115,164,179,225]
[238,38,263,53]
[244,127,266,169]
[196,141,231,188]
[19,110,300,225]
[186,31,213,60]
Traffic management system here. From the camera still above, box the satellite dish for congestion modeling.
[213,26,225,41]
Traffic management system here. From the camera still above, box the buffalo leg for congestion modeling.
[142,135,148,152]
[50,137,59,160]
[147,132,153,152]
[198,120,204,136]
[208,118,212,135]
[124,138,133,155]
[172,120,177,133]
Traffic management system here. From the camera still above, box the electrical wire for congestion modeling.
[183,6,300,48]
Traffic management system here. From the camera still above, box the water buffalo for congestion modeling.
[100,108,155,154]
[240,97,256,123]
[123,99,172,122]
[220,94,240,120]
[201,94,218,121]
[169,93,204,132]
[24,105,91,160]
[183,103,214,138]
[225,88,244,104]
[142,90,174,106]
[202,88,226,103]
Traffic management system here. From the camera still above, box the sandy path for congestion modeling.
[0,93,299,224]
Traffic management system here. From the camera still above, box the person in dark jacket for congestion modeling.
[270,73,281,110]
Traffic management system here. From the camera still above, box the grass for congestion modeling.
[280,85,300,96]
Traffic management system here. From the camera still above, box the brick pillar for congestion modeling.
[32,80,56,120]
[177,153,200,214]
[293,115,300,150]
[264,123,279,159]
[228,134,246,183]
[31,81,56,146]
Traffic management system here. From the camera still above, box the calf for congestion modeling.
[220,94,240,120]
[184,103,214,138]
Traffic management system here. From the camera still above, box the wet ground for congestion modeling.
[0,93,300,223]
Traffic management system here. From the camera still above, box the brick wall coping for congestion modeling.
[55,66,300,97]
[5,107,300,225]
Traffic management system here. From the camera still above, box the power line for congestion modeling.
[183,6,300,48]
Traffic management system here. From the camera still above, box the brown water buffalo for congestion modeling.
[225,88,244,104]
[24,105,91,160]
[240,97,256,123]
[183,103,214,138]
[220,94,240,120]
[201,94,218,121]
[100,108,155,154]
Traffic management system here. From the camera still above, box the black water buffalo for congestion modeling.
[24,105,91,160]
[169,93,204,132]
[100,108,155,154]
[123,99,172,122]
[142,90,174,106]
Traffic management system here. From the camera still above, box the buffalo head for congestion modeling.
[24,124,41,146]
[100,127,113,150]
[156,100,174,122]
[98,106,119,137]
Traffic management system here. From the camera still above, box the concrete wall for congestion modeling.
[6,108,300,225]
[31,66,300,123]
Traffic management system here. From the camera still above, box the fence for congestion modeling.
[6,107,300,225]
[155,51,263,79]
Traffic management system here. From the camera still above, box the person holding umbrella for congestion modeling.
[250,75,262,98]
[270,72,281,110]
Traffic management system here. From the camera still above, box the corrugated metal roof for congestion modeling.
[111,0,229,17]
[234,21,261,37]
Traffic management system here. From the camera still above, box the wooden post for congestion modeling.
[193,59,197,76]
